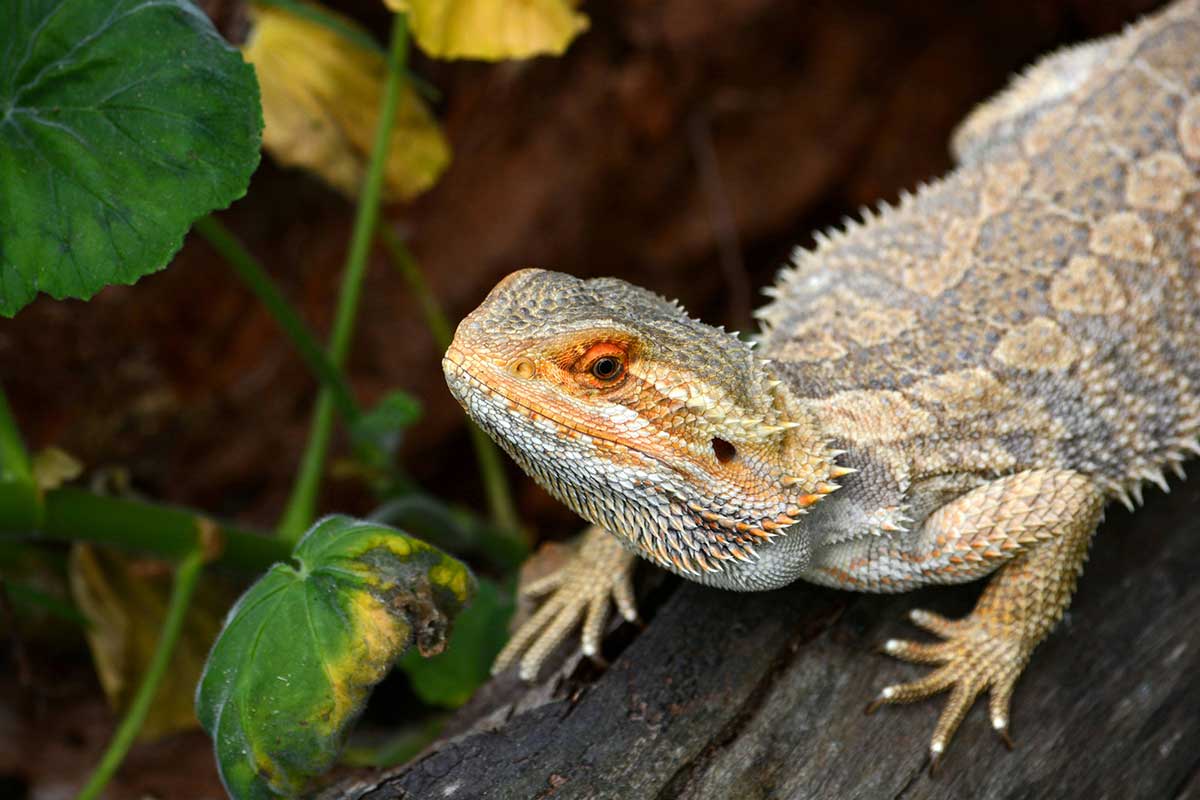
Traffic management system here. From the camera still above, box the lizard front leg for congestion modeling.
[492,525,639,680]
[813,469,1104,766]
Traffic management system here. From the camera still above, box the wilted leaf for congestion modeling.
[68,544,225,739]
[387,0,589,60]
[196,515,475,799]
[398,576,512,707]
[243,3,450,202]
[0,0,262,316]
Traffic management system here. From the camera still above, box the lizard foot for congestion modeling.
[492,526,638,681]
[865,608,1028,771]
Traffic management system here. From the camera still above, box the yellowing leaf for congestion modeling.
[388,0,589,61]
[31,447,82,491]
[68,545,226,740]
[243,3,450,202]
[196,516,475,798]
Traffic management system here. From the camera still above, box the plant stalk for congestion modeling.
[0,388,40,529]
[377,226,453,348]
[0,389,32,485]
[76,546,207,800]
[0,484,287,571]
[194,215,361,425]
[276,13,410,542]
[377,227,521,537]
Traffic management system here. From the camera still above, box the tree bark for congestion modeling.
[325,484,1200,799]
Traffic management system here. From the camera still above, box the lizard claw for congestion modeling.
[868,605,1030,762]
[492,526,638,681]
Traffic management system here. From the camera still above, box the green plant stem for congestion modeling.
[0,484,287,571]
[0,389,32,484]
[194,215,361,425]
[277,13,410,543]
[256,0,384,54]
[377,227,522,538]
[76,546,207,800]
[377,226,453,348]
[0,388,40,530]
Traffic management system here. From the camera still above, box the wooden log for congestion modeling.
[325,482,1200,799]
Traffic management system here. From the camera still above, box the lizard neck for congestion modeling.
[681,368,854,591]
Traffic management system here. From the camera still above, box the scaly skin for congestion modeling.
[443,0,1200,768]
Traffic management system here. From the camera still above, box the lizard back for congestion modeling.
[757,1,1200,505]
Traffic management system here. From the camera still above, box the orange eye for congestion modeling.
[575,342,629,386]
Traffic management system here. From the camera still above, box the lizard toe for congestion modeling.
[880,637,952,665]
[908,608,969,638]
[518,599,587,681]
[492,526,639,681]
[869,606,1032,762]
[492,592,568,677]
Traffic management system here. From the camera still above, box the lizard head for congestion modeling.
[443,269,845,578]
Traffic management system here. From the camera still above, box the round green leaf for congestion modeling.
[196,515,475,799]
[0,0,262,316]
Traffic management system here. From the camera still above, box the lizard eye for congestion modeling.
[574,341,630,387]
[590,355,623,381]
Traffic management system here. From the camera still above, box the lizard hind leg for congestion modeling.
[865,469,1104,770]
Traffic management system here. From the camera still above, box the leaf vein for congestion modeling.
[303,578,339,702]
[16,1,192,102]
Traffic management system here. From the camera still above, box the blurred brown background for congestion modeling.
[0,2,1176,796]
[0,0,1168,542]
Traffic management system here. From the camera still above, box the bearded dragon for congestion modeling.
[443,0,1200,767]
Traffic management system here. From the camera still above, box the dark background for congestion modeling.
[0,1,1173,795]
[0,0,1169,538]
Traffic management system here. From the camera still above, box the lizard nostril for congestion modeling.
[711,437,737,463]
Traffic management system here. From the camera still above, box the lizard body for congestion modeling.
[443,0,1200,765]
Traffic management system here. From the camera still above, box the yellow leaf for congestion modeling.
[387,0,589,61]
[243,3,451,202]
[31,447,82,491]
[68,545,227,740]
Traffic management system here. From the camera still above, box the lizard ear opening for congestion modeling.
[711,437,737,463]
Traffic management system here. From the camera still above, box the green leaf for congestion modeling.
[350,390,422,461]
[0,0,262,316]
[196,515,475,799]
[398,576,512,707]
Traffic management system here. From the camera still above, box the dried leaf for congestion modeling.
[68,545,226,740]
[243,2,450,201]
[387,0,589,61]
[398,577,512,707]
